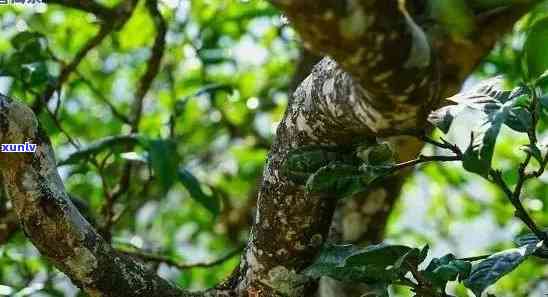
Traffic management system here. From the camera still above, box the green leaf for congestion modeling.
[344,244,413,267]
[10,31,49,64]
[428,0,475,37]
[303,244,412,284]
[148,139,180,194]
[11,31,46,51]
[504,107,532,133]
[520,144,543,164]
[423,254,471,289]
[24,62,51,87]
[356,142,395,165]
[360,164,394,185]
[305,163,365,198]
[434,78,525,176]
[464,242,541,296]
[394,245,429,273]
[428,103,465,133]
[428,77,511,134]
[283,146,355,184]
[178,169,220,216]
[513,232,548,258]
[303,244,361,280]
[462,134,487,176]
[58,134,143,166]
[539,94,548,110]
[523,17,548,82]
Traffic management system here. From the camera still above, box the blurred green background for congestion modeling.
[0,1,547,296]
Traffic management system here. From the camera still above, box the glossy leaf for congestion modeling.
[520,144,543,165]
[283,146,354,184]
[464,242,540,296]
[423,254,471,289]
[505,107,532,133]
[513,232,548,258]
[431,78,524,176]
[304,243,412,283]
[305,163,365,198]
[178,169,220,216]
[523,17,548,82]
[148,139,180,194]
[357,142,395,166]
[58,135,143,166]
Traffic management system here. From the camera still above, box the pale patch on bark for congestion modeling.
[65,247,98,285]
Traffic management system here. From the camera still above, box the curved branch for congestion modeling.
[119,245,244,271]
[129,0,168,130]
[103,0,169,240]
[0,208,18,245]
[32,0,140,113]
[46,0,115,19]
[271,0,437,129]
[0,94,200,297]
[235,2,536,297]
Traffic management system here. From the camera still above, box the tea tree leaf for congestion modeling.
[429,77,511,134]
[429,0,475,38]
[303,244,361,280]
[394,245,429,274]
[283,146,355,184]
[360,164,393,185]
[147,139,181,194]
[423,254,471,289]
[523,16,548,82]
[514,232,548,258]
[430,78,526,176]
[58,134,143,166]
[505,107,532,133]
[178,169,220,216]
[356,142,395,165]
[305,163,365,198]
[521,144,543,165]
[464,242,540,296]
[303,244,412,284]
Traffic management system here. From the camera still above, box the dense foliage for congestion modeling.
[1,1,548,297]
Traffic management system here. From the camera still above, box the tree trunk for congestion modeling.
[0,1,536,297]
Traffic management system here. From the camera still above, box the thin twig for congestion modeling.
[118,245,244,270]
[27,89,80,149]
[32,24,114,113]
[392,154,461,172]
[458,254,490,262]
[33,0,139,113]
[75,72,130,123]
[46,0,115,19]
[129,0,167,131]
[105,0,168,240]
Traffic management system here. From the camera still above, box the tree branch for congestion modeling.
[129,0,168,131]
[0,208,19,245]
[46,0,115,20]
[101,0,168,241]
[118,245,244,271]
[270,0,437,131]
[236,2,536,297]
[0,94,201,297]
[32,0,140,113]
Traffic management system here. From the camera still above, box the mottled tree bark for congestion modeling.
[0,1,537,297]
[0,95,203,297]
[235,1,536,297]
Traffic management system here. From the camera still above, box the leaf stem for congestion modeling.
[392,155,461,172]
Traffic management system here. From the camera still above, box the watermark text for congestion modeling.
[1,142,37,153]
[0,0,45,5]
